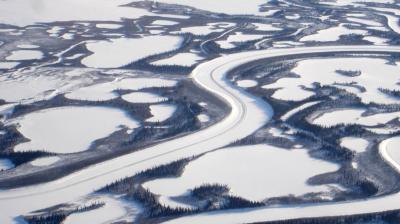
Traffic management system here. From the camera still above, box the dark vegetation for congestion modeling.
[335,69,361,77]
[25,202,105,224]
[100,157,264,221]
[254,209,400,224]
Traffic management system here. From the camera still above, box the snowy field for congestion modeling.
[216,32,265,49]
[263,57,400,104]
[66,77,177,101]
[0,0,153,26]
[175,23,234,36]
[146,104,177,122]
[312,108,400,128]
[143,144,339,205]
[0,0,400,221]
[152,53,204,67]
[340,137,369,153]
[300,25,367,42]
[121,92,168,103]
[0,69,91,103]
[236,80,258,88]
[6,50,43,61]
[30,157,60,167]
[320,0,394,6]
[81,36,183,68]
[64,195,140,224]
[149,0,267,15]
[10,106,140,154]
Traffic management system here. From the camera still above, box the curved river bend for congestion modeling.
[2,46,400,223]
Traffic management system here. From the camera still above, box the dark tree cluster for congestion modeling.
[25,202,105,224]
[379,87,400,99]
[254,208,400,224]
[335,69,361,77]
[1,151,53,167]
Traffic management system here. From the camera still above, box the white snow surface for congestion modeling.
[152,53,204,66]
[177,25,223,36]
[263,57,400,104]
[340,137,369,153]
[66,78,177,101]
[17,44,40,49]
[381,137,400,173]
[281,101,320,121]
[146,104,177,122]
[321,0,394,6]
[216,32,265,49]
[197,114,210,123]
[152,20,179,26]
[143,145,339,202]
[121,92,168,104]
[0,71,86,103]
[312,108,400,127]
[64,195,136,224]
[150,0,267,15]
[2,46,400,224]
[347,17,382,27]
[12,106,140,154]
[236,80,258,88]
[81,36,183,68]
[6,50,43,61]
[30,157,60,167]
[363,36,389,45]
[253,23,282,31]
[0,62,19,69]
[96,23,123,29]
[300,25,367,42]
[0,0,153,27]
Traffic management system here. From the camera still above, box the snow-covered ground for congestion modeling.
[281,101,321,121]
[10,106,140,154]
[95,23,123,29]
[66,78,177,101]
[0,62,19,69]
[64,195,139,224]
[347,17,382,27]
[340,137,369,153]
[263,57,400,104]
[253,23,282,32]
[176,24,226,36]
[380,137,400,173]
[197,114,210,123]
[364,36,389,45]
[121,92,168,103]
[0,0,153,26]
[0,70,88,103]
[6,50,43,61]
[30,157,60,167]
[272,41,304,48]
[320,0,394,7]
[152,20,179,26]
[152,53,204,67]
[300,25,367,42]
[236,80,258,88]
[149,0,267,15]
[146,104,177,122]
[143,145,339,204]
[216,32,265,49]
[81,36,183,68]
[17,44,40,49]
[312,108,400,128]
[2,46,400,224]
